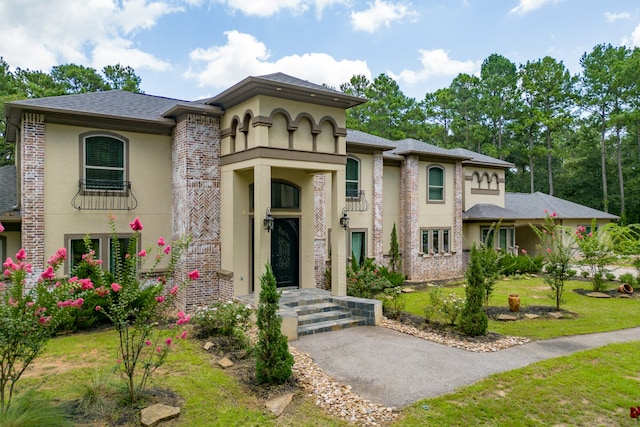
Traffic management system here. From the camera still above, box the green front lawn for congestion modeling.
[403,277,640,340]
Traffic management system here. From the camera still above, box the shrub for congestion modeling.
[192,301,253,348]
[389,223,401,273]
[0,389,71,427]
[499,253,544,275]
[347,258,396,299]
[440,293,465,326]
[458,244,488,336]
[619,273,637,287]
[424,287,443,323]
[255,264,293,385]
[378,286,405,319]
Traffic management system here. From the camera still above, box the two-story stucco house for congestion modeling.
[1,73,618,311]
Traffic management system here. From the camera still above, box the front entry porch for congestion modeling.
[237,288,382,341]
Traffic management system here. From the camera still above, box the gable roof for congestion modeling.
[346,129,397,152]
[450,148,515,168]
[0,165,19,220]
[204,72,365,110]
[464,192,619,222]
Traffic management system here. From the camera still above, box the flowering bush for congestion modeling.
[423,286,466,326]
[347,257,396,299]
[0,237,83,412]
[192,301,253,348]
[575,220,615,292]
[71,216,196,403]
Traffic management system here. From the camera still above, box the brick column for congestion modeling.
[313,173,327,289]
[400,156,419,280]
[21,113,46,269]
[172,114,224,309]
[453,161,464,275]
[372,151,384,264]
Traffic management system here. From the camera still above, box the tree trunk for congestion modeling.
[529,133,535,193]
[546,127,554,196]
[600,110,609,212]
[616,126,625,218]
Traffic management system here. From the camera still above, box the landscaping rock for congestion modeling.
[586,292,611,298]
[140,403,180,426]
[265,393,294,417]
[217,357,234,368]
[401,287,415,293]
[203,341,214,351]
[524,313,540,320]
[497,314,517,321]
[549,312,564,319]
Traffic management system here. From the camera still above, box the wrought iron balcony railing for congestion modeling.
[345,190,369,212]
[72,179,138,210]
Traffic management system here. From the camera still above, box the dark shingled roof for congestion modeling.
[346,129,397,150]
[257,73,348,96]
[505,192,619,220]
[390,138,471,160]
[462,203,522,221]
[0,165,18,216]
[450,148,515,168]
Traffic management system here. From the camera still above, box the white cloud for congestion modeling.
[624,24,640,47]
[390,49,479,85]
[351,0,418,33]
[0,0,183,72]
[184,30,371,90]
[604,11,631,23]
[509,0,558,15]
[215,0,347,17]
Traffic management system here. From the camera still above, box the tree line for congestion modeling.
[340,44,640,224]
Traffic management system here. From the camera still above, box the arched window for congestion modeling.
[249,180,300,211]
[346,156,360,198]
[82,134,127,191]
[427,165,444,202]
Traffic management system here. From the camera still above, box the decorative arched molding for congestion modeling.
[318,116,339,136]
[294,112,320,134]
[269,108,297,131]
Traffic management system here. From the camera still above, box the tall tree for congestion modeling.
[519,57,575,196]
[480,54,519,159]
[422,88,454,147]
[448,73,485,152]
[50,64,109,93]
[103,64,143,92]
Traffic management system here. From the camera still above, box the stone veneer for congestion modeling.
[20,114,46,269]
[171,114,228,309]
[313,173,327,289]
[400,155,419,279]
[371,151,384,264]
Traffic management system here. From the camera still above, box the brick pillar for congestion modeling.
[21,113,46,269]
[313,173,327,289]
[172,114,224,310]
[400,156,419,280]
[372,151,384,264]
[454,161,464,275]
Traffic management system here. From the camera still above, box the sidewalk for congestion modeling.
[292,325,640,408]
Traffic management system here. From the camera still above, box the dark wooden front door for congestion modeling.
[271,218,299,287]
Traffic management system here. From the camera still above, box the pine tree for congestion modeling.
[458,244,488,336]
[255,264,294,384]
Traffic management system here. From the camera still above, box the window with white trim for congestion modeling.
[346,156,360,198]
[421,228,451,254]
[427,165,444,202]
[66,234,136,274]
[348,230,366,266]
[481,226,515,251]
[82,134,127,191]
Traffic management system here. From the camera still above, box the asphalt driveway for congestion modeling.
[292,325,640,408]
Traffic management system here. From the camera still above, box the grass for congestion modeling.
[395,342,640,426]
[403,276,640,339]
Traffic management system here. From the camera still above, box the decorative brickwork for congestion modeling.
[371,151,384,264]
[313,174,327,289]
[172,114,227,310]
[21,113,46,269]
[400,156,419,279]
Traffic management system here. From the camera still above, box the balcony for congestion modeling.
[72,180,138,210]
[345,190,369,212]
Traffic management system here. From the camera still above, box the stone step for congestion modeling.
[297,309,353,326]
[293,301,341,316]
[281,297,328,308]
[297,316,367,336]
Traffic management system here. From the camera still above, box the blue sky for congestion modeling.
[2,0,639,101]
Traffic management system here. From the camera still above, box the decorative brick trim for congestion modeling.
[313,174,327,288]
[372,151,384,264]
[172,114,225,309]
[21,113,46,269]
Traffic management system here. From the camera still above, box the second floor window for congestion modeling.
[84,135,126,191]
[346,157,360,198]
[428,166,444,202]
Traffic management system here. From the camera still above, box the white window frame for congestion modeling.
[427,165,445,203]
[420,228,451,255]
[346,156,360,199]
[80,132,129,193]
[65,233,137,275]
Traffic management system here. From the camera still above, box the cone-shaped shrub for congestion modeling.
[458,244,488,336]
[255,264,294,384]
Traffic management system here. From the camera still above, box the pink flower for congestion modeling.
[157,237,165,247]
[111,283,122,292]
[521,249,527,255]
[547,248,552,253]
[177,311,185,318]
[129,217,143,231]
[0,222,4,232]
[39,266,55,281]
[72,298,84,307]
[155,296,165,303]
[47,248,67,267]
[95,286,109,297]
[80,278,94,290]
[145,340,152,346]
[177,316,190,326]
[178,331,188,340]
[3,269,10,277]
[156,347,162,353]
[95,306,102,311]
[188,269,200,280]
[138,249,147,257]
[164,246,171,254]
[165,337,172,346]
[39,316,52,325]
[169,285,179,296]
[16,248,26,261]
[550,212,557,218]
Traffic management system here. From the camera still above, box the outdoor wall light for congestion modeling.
[339,208,349,229]
[263,207,274,232]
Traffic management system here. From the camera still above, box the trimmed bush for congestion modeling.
[458,244,488,336]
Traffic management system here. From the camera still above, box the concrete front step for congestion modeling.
[297,309,352,325]
[293,301,341,316]
[297,316,367,336]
